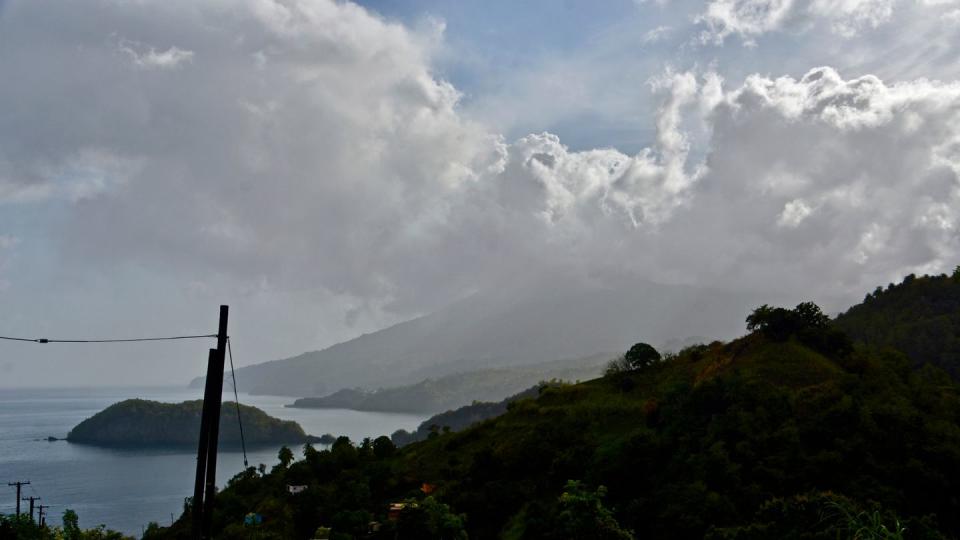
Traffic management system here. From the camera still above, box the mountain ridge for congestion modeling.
[194,277,772,396]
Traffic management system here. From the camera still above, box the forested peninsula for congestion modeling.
[66,399,320,448]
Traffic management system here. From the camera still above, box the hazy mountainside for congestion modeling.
[195,277,766,396]
[389,385,542,446]
[287,353,612,414]
[66,399,318,447]
[153,299,960,540]
[834,268,960,377]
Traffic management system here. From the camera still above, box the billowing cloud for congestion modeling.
[2,0,960,386]
[3,0,960,310]
[641,66,960,297]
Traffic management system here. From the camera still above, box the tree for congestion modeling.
[793,301,829,329]
[278,446,295,467]
[624,343,661,370]
[746,302,851,357]
[63,509,82,540]
[746,302,827,341]
[396,497,467,540]
[605,355,633,376]
[372,435,396,459]
[552,481,634,540]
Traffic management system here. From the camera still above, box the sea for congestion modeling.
[0,386,428,537]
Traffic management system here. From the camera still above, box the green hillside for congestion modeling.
[835,268,960,377]
[67,399,318,448]
[147,300,960,540]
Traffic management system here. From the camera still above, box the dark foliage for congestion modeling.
[66,399,319,447]
[0,509,132,539]
[835,270,960,377]
[624,342,661,370]
[747,302,853,357]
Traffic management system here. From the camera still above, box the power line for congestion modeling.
[227,338,248,468]
[0,333,217,344]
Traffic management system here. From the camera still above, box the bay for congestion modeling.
[0,386,427,536]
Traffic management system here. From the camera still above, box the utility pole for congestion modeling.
[192,305,229,540]
[21,496,39,521]
[192,348,217,536]
[37,504,50,528]
[7,481,29,516]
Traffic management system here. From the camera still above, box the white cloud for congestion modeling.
[643,25,673,43]
[2,0,960,385]
[698,0,797,44]
[778,199,814,227]
[118,40,194,69]
[696,0,956,43]
[658,66,960,296]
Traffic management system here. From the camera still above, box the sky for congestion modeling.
[1,0,960,386]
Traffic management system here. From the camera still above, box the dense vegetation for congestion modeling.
[0,509,131,540]
[144,283,960,540]
[67,399,319,447]
[835,268,960,377]
[288,355,609,414]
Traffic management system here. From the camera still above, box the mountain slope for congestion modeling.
[197,276,768,396]
[389,384,544,446]
[156,303,960,540]
[287,353,612,414]
[834,269,960,377]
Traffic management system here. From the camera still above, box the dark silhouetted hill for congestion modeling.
[67,399,319,447]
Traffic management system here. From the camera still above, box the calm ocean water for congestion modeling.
[0,386,427,537]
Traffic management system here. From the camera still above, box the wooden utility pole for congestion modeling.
[7,481,29,516]
[37,504,49,528]
[22,496,39,521]
[192,305,229,540]
[192,348,216,536]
